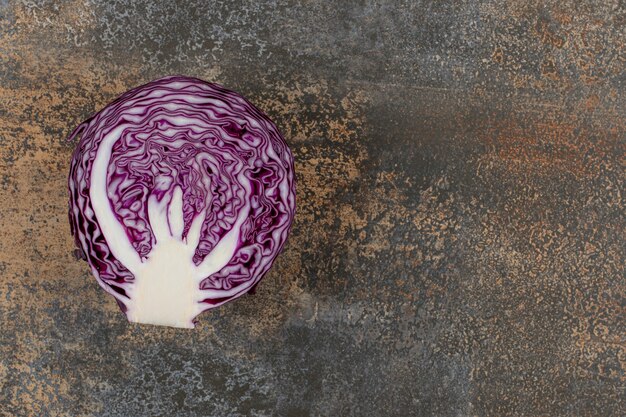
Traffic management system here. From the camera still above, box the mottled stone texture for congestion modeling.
[0,0,624,416]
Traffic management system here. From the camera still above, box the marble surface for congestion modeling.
[0,1,624,416]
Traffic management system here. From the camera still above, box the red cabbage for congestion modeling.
[68,76,296,328]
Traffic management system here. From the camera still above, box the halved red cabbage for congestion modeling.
[68,76,295,328]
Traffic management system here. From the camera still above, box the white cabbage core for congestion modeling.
[90,123,248,328]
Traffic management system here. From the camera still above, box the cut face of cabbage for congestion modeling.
[68,76,296,328]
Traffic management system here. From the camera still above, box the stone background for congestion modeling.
[0,1,624,416]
